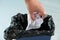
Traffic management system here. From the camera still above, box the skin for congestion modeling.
[25,0,46,20]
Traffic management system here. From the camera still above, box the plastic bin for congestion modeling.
[16,36,51,40]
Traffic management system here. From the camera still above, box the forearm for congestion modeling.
[25,0,39,12]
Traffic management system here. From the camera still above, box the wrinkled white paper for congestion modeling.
[26,12,43,30]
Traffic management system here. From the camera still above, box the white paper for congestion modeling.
[26,12,43,30]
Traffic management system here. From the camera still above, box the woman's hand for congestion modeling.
[25,0,46,20]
